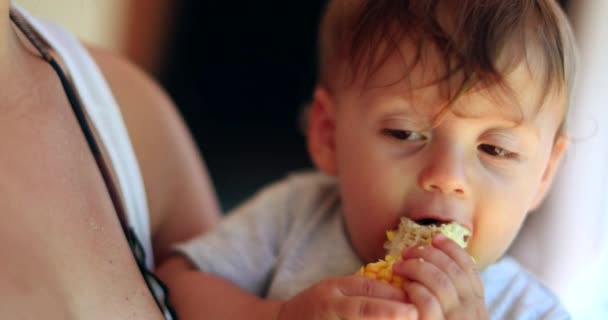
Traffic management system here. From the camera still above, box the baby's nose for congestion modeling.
[417,153,469,197]
[425,181,466,195]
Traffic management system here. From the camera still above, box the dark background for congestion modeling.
[158,0,570,211]
[159,1,325,211]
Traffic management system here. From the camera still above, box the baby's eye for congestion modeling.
[478,144,517,159]
[383,129,425,141]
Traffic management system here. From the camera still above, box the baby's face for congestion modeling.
[317,49,567,270]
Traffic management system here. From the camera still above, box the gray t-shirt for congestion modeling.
[175,171,570,319]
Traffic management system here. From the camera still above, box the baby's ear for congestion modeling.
[307,87,338,175]
[529,135,569,210]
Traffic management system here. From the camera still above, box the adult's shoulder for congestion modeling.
[87,46,222,263]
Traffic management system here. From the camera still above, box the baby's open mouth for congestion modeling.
[416,218,442,226]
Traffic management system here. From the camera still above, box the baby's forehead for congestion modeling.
[356,46,567,124]
[450,86,566,129]
[455,64,567,122]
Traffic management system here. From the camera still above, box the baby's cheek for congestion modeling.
[344,215,388,262]
[365,227,391,260]
[468,223,518,270]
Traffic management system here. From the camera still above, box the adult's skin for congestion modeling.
[0,2,221,318]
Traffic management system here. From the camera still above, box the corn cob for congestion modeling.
[356,217,471,288]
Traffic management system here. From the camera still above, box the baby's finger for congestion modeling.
[333,296,418,320]
[335,276,407,302]
[403,281,444,320]
[393,255,459,311]
[432,234,484,299]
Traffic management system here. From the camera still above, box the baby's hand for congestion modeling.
[276,275,417,320]
[393,234,489,320]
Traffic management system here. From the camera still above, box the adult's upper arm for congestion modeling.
[87,46,222,263]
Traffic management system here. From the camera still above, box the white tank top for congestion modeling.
[11,4,155,269]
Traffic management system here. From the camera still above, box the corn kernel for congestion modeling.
[378,268,391,280]
[357,258,403,288]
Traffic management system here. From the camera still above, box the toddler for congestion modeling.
[159,0,577,319]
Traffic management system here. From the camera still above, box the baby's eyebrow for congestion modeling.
[450,93,527,123]
[480,120,541,145]
[378,111,434,129]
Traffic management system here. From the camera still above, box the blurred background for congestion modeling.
[14,0,606,318]
[16,0,323,211]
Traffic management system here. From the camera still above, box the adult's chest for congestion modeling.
[0,92,161,318]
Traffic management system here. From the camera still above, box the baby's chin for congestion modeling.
[470,247,509,272]
[352,237,390,264]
